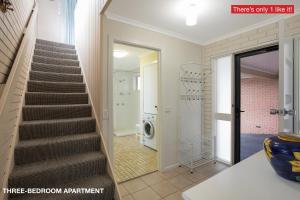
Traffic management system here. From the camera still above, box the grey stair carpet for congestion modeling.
[15,133,100,165]
[25,92,89,105]
[8,39,114,200]
[27,81,86,93]
[36,39,75,49]
[33,55,80,66]
[30,71,83,82]
[34,49,78,60]
[23,104,92,121]
[32,62,81,74]
[35,44,76,54]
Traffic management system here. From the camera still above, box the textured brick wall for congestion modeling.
[285,15,300,37]
[241,77,278,134]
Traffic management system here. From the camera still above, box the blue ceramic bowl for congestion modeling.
[264,134,300,182]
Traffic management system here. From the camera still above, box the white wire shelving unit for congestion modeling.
[178,62,215,173]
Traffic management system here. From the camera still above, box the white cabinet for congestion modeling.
[143,63,158,114]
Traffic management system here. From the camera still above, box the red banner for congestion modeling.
[231,5,294,14]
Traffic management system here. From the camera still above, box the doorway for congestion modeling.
[234,45,279,163]
[112,42,159,183]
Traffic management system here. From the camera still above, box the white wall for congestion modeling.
[37,0,66,43]
[102,17,203,170]
[113,71,140,132]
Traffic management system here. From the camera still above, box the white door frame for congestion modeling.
[212,43,280,165]
[293,36,300,134]
[107,36,163,171]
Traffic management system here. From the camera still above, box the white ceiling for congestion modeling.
[241,51,279,75]
[106,0,300,45]
[113,43,155,71]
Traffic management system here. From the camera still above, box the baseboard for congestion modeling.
[162,162,180,172]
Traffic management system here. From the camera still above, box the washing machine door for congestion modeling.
[143,120,154,139]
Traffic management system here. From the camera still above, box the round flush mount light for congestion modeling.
[176,0,209,26]
[113,50,128,58]
[185,2,198,26]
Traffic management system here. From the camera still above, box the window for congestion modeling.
[216,56,232,114]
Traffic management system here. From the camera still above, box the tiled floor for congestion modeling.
[114,135,158,183]
[118,162,228,200]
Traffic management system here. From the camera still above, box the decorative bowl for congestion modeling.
[263,134,300,182]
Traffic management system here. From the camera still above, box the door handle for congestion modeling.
[270,109,295,116]
[270,109,279,115]
[240,110,245,113]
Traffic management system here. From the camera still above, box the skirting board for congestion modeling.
[114,130,139,137]
[162,163,180,172]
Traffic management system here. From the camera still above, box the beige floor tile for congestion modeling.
[194,163,220,175]
[117,162,229,199]
[197,167,218,178]
[181,182,200,192]
[174,166,190,174]
[163,191,184,200]
[141,172,165,186]
[123,178,148,194]
[151,180,178,198]
[157,169,179,179]
[121,194,135,200]
[182,171,209,183]
[214,162,228,171]
[168,175,194,190]
[132,188,161,200]
[118,184,129,197]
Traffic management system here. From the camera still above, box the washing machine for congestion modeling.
[142,113,157,150]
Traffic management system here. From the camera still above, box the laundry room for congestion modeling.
[112,42,159,183]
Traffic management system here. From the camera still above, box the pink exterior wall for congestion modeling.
[241,77,278,134]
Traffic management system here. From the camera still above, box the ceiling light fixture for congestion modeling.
[113,50,128,58]
[185,2,198,26]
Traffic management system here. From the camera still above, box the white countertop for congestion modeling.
[182,151,300,200]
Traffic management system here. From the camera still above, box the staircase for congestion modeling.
[7,39,115,200]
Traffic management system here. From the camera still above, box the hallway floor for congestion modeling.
[241,133,274,160]
[114,135,157,183]
[118,162,227,200]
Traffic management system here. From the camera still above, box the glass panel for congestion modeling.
[216,56,232,114]
[216,120,232,163]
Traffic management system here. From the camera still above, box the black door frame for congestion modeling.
[234,45,279,164]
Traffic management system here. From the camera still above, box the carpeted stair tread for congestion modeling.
[19,117,96,140]
[34,49,78,60]
[10,175,114,200]
[25,92,89,105]
[9,152,106,189]
[35,44,76,54]
[30,71,83,83]
[15,133,100,165]
[23,104,91,121]
[33,55,79,66]
[31,62,81,74]
[27,80,85,93]
[36,39,75,49]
